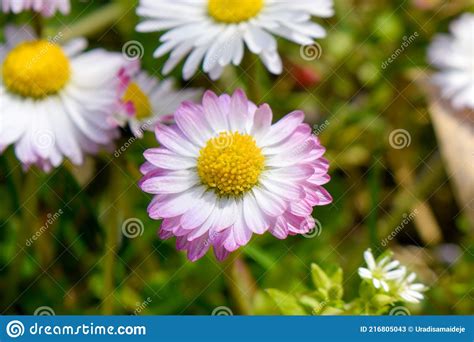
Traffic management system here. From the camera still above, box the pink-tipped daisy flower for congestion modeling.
[139,89,332,261]
[115,60,201,138]
[1,0,70,17]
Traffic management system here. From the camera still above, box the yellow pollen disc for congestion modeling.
[2,40,70,98]
[197,132,265,196]
[122,82,153,119]
[208,0,264,23]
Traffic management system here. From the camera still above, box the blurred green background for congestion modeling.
[0,0,473,315]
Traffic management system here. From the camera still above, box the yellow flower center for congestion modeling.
[208,0,264,23]
[2,40,70,98]
[122,82,153,119]
[197,132,265,196]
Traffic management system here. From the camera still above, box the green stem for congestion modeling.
[60,2,128,41]
[368,151,381,251]
[33,14,43,37]
[6,171,38,305]
[101,163,124,315]
[223,253,256,315]
[243,54,262,102]
[1,152,21,210]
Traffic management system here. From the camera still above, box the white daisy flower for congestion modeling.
[0,26,126,171]
[428,13,474,110]
[136,0,334,80]
[395,267,427,304]
[116,61,201,138]
[358,249,405,292]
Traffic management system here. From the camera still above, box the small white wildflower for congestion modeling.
[358,249,405,292]
[395,267,427,304]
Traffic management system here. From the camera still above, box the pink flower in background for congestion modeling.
[115,61,201,138]
[1,0,70,17]
[139,89,332,261]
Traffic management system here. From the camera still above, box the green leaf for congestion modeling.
[371,294,396,307]
[265,289,307,315]
[328,285,344,301]
[320,306,345,315]
[359,281,376,300]
[299,295,321,311]
[242,244,275,269]
[310,289,328,302]
[330,267,344,285]
[311,263,332,290]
